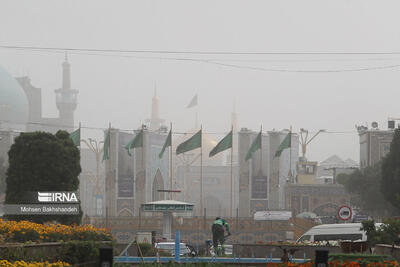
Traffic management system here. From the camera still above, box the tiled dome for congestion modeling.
[0,66,29,130]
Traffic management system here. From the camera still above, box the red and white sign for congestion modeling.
[337,205,352,221]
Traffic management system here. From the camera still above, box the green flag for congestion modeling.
[125,130,143,156]
[69,128,80,146]
[176,130,201,155]
[274,132,291,158]
[245,131,261,161]
[187,94,198,108]
[159,130,172,158]
[103,129,110,161]
[209,130,232,157]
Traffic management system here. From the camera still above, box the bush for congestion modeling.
[5,131,82,225]
[138,243,157,256]
[0,241,106,264]
[59,240,99,264]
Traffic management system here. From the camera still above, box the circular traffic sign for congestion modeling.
[338,205,352,221]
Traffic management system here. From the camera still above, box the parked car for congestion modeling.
[155,242,197,257]
[297,223,383,243]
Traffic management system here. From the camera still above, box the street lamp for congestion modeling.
[299,129,326,160]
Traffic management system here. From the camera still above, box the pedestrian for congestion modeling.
[211,217,230,255]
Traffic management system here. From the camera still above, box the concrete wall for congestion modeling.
[375,244,400,262]
[285,184,350,217]
[233,244,342,258]
[84,216,315,246]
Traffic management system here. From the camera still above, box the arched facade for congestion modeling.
[152,169,165,201]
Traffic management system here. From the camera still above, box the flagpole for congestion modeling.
[170,122,173,200]
[78,122,81,152]
[195,111,198,129]
[260,125,263,175]
[106,122,111,229]
[289,126,292,183]
[230,125,233,218]
[200,125,203,217]
[141,124,144,172]
[133,128,136,213]
[77,122,81,208]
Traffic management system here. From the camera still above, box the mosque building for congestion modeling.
[1,58,346,221]
[0,56,78,157]
[103,90,238,218]
[0,57,79,213]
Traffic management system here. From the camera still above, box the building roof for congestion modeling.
[145,200,194,206]
[344,158,358,168]
[320,155,359,169]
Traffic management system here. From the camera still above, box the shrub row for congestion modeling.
[0,240,106,265]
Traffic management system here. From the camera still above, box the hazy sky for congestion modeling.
[1,0,400,163]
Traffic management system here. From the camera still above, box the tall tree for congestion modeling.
[381,128,400,211]
[5,131,82,224]
[338,163,397,217]
[0,157,6,195]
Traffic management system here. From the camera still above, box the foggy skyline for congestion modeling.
[2,0,400,162]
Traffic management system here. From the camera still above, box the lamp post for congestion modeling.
[299,129,326,160]
[81,138,104,217]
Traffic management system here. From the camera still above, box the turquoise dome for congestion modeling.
[0,66,29,128]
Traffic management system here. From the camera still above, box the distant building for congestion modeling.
[316,155,358,184]
[104,92,239,217]
[296,160,318,184]
[285,184,350,219]
[79,148,105,217]
[105,127,171,217]
[288,157,354,219]
[0,57,78,160]
[296,155,358,185]
[175,165,239,217]
[238,128,299,217]
[358,126,393,168]
[16,55,78,133]
[0,57,79,214]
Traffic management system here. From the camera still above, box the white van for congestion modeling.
[297,223,369,243]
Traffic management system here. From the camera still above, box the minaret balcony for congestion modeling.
[55,88,78,105]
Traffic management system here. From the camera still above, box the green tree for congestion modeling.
[381,128,400,210]
[362,219,400,246]
[5,131,82,224]
[0,157,6,195]
[339,163,396,217]
[336,173,349,185]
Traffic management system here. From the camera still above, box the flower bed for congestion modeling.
[0,219,111,243]
[0,219,112,265]
[0,260,70,267]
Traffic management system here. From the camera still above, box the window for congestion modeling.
[298,235,311,242]
[314,234,362,241]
